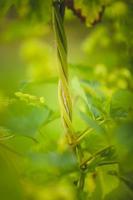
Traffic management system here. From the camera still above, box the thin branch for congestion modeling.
[0,143,23,157]
[76,119,106,144]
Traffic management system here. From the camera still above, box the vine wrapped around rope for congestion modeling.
[53,0,75,145]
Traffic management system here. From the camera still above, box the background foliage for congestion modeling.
[0,0,133,199]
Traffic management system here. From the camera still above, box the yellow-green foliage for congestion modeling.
[0,0,133,200]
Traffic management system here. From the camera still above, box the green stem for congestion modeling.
[53,0,85,190]
[77,119,106,143]
[77,171,86,190]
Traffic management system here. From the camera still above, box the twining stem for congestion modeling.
[52,0,85,189]
[53,0,74,145]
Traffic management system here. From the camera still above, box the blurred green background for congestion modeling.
[0,0,133,200]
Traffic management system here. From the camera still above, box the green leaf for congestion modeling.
[5,99,52,137]
[0,152,24,200]
[25,151,78,184]
[0,126,15,141]
[15,91,45,107]
[119,173,133,191]
[74,0,108,27]
[110,89,133,119]
[114,122,133,172]
[79,111,105,134]
[72,77,88,105]
[104,176,133,200]
[97,164,119,198]
[89,164,119,200]
[72,77,103,118]
[109,171,133,192]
